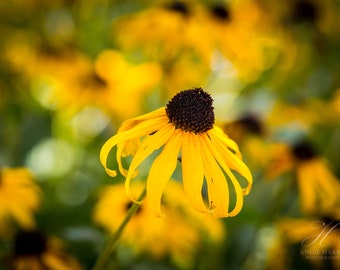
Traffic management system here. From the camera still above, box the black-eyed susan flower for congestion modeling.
[93,180,225,268]
[6,230,83,270]
[0,168,41,236]
[100,87,252,218]
[265,140,340,216]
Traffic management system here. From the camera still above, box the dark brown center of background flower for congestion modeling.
[165,1,190,17]
[166,87,215,133]
[236,114,263,135]
[291,0,319,24]
[14,231,47,256]
[292,140,316,161]
[210,4,231,21]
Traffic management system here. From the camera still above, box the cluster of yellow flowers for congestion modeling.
[1,0,340,269]
[94,180,225,268]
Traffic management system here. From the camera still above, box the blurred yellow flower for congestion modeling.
[114,0,281,85]
[100,88,252,218]
[265,140,340,216]
[7,230,83,270]
[95,50,162,118]
[0,168,41,236]
[113,1,211,96]
[114,1,195,61]
[222,114,271,169]
[278,214,340,270]
[93,180,225,268]
[194,0,281,82]
[266,99,325,130]
[5,43,162,120]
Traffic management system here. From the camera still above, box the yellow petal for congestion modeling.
[209,128,252,195]
[126,62,162,93]
[118,108,167,158]
[315,159,340,197]
[204,135,244,216]
[125,124,175,201]
[297,165,317,214]
[200,135,230,218]
[100,115,168,177]
[299,159,340,214]
[181,132,208,213]
[118,107,166,133]
[213,126,240,153]
[116,116,169,176]
[147,130,183,216]
[7,204,36,229]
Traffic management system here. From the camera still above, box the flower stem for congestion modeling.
[92,187,146,270]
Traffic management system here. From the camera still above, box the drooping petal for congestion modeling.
[298,159,340,214]
[223,171,243,217]
[147,130,183,216]
[212,126,240,154]
[314,159,340,202]
[203,134,244,217]
[125,124,175,201]
[296,164,317,214]
[100,115,168,177]
[209,128,252,195]
[117,116,169,176]
[199,135,230,218]
[118,107,167,133]
[181,132,208,213]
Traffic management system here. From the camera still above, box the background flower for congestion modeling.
[0,168,41,237]
[93,180,225,269]
[5,230,83,270]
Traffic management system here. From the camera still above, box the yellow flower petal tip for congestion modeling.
[105,169,117,177]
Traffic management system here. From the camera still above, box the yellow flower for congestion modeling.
[114,0,280,84]
[100,88,252,218]
[266,99,326,130]
[0,168,41,236]
[265,140,340,216]
[5,43,161,120]
[93,49,162,120]
[194,0,281,82]
[7,230,83,270]
[93,180,225,268]
[114,2,196,61]
[113,2,211,97]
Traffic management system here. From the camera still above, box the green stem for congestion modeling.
[92,187,146,270]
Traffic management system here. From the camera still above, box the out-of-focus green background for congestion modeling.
[1,0,340,269]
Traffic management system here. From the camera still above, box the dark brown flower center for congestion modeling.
[165,1,190,17]
[292,0,319,24]
[236,114,263,135]
[165,88,215,133]
[292,141,316,161]
[14,231,47,256]
[210,4,231,21]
